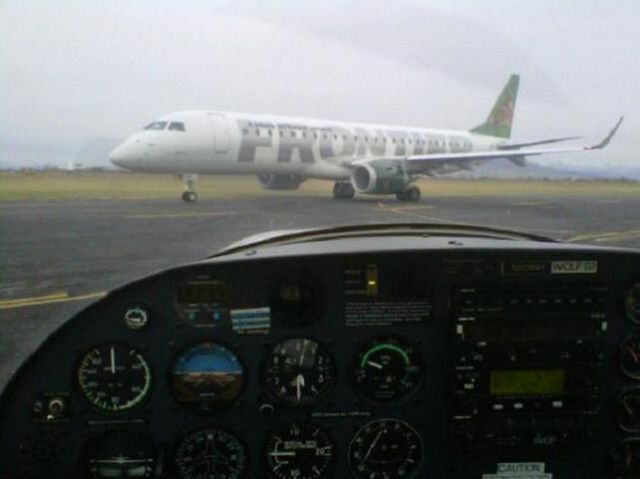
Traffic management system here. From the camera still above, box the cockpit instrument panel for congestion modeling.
[1,236,639,478]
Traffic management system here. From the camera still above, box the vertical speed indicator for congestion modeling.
[621,333,640,380]
[348,418,424,479]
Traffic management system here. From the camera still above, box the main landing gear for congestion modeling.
[396,186,421,202]
[333,181,356,199]
[181,173,199,203]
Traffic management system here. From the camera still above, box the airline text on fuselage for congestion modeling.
[235,119,473,163]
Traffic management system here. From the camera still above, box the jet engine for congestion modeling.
[257,174,305,191]
[350,161,411,194]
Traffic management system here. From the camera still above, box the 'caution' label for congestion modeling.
[482,462,552,479]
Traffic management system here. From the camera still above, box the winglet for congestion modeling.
[585,116,624,150]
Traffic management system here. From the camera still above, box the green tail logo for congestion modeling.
[471,74,520,139]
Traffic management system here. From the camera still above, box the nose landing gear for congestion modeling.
[181,190,198,203]
[181,173,199,203]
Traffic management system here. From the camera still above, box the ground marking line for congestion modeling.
[125,211,237,219]
[374,203,573,238]
[568,229,640,243]
[0,291,106,310]
[511,201,549,206]
[0,291,69,306]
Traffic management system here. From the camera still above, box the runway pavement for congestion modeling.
[1,193,640,387]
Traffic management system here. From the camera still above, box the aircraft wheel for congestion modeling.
[396,190,408,201]
[333,182,355,199]
[182,191,198,203]
[342,183,355,199]
[406,186,421,202]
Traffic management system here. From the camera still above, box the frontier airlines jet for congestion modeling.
[109,75,622,202]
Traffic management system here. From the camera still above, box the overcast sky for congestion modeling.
[1,0,638,169]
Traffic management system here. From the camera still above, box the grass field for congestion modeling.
[0,171,638,201]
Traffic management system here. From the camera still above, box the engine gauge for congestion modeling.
[263,338,336,406]
[174,428,247,479]
[624,282,640,324]
[86,430,157,479]
[77,342,151,414]
[352,336,422,404]
[616,388,640,432]
[263,422,334,479]
[608,438,640,479]
[348,418,424,479]
[170,341,244,410]
[620,333,640,380]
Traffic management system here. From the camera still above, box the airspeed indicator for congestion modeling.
[77,342,151,414]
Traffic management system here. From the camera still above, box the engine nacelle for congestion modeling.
[350,161,411,194]
[257,174,305,191]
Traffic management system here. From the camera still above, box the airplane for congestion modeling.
[109,74,623,203]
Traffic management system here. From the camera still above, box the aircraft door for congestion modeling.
[208,113,230,153]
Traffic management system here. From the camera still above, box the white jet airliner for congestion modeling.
[109,75,623,202]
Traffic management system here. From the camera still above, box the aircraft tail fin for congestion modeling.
[471,74,520,139]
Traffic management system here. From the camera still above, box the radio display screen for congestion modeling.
[177,282,229,303]
[490,369,566,396]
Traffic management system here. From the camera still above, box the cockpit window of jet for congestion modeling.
[1,1,639,478]
[144,122,168,131]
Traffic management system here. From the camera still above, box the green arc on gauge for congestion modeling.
[361,343,410,368]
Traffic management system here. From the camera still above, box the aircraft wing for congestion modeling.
[497,136,582,150]
[402,116,623,174]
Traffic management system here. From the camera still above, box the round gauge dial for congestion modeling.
[174,428,247,479]
[170,342,244,410]
[609,438,640,479]
[77,342,151,413]
[353,336,422,404]
[263,338,336,406]
[616,388,640,432]
[263,422,334,479]
[624,283,640,324]
[86,430,157,479]
[348,419,424,479]
[620,333,640,380]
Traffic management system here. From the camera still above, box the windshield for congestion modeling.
[0,0,639,463]
[144,121,168,130]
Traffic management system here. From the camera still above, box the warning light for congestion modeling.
[366,266,378,296]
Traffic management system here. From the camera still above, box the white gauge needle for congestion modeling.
[367,360,384,370]
[364,429,384,461]
[269,451,296,457]
[110,346,116,374]
[299,340,309,367]
[296,374,305,401]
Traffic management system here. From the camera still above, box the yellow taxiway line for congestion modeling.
[511,201,549,206]
[0,291,106,310]
[125,211,236,219]
[568,229,640,243]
